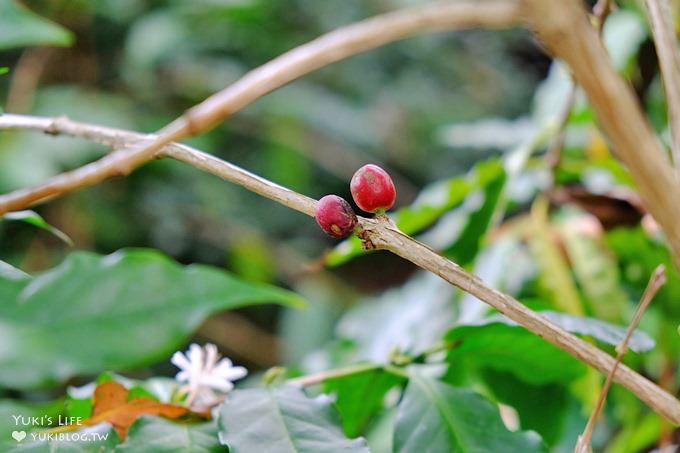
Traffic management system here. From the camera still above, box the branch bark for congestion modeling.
[0,0,522,216]
[643,0,680,170]
[576,265,666,453]
[522,0,680,267]
[2,113,678,424]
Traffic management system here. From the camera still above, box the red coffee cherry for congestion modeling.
[315,195,358,238]
[350,164,396,214]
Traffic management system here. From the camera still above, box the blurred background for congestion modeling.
[1,1,679,451]
[0,0,545,365]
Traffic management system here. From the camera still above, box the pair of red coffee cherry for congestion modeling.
[315,164,396,238]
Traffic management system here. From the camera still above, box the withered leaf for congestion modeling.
[59,381,209,439]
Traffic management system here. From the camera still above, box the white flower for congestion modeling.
[171,343,247,409]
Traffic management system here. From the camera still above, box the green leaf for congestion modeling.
[479,369,572,447]
[324,368,405,437]
[527,197,584,315]
[394,371,546,453]
[607,226,680,317]
[0,260,28,280]
[557,206,628,322]
[442,164,506,264]
[326,159,505,266]
[444,311,653,386]
[0,398,64,440]
[602,10,647,72]
[445,321,586,385]
[64,397,92,423]
[0,67,8,75]
[0,249,305,389]
[118,416,225,452]
[218,386,369,452]
[0,1,74,50]
[3,210,73,246]
[539,311,653,352]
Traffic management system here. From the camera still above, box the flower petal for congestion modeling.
[171,351,191,370]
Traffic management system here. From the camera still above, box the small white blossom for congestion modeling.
[171,343,247,410]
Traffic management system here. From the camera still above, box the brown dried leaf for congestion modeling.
[91,381,128,417]
[76,381,207,439]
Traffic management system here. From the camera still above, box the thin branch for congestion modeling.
[287,363,384,387]
[644,0,680,170]
[593,0,613,33]
[2,113,679,424]
[545,83,578,180]
[5,47,52,114]
[0,0,522,216]
[575,265,666,453]
[545,0,611,181]
[522,0,680,269]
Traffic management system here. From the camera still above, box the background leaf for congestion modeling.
[527,197,583,315]
[0,249,304,389]
[557,207,627,322]
[445,321,586,386]
[117,416,225,452]
[3,210,73,246]
[217,385,369,453]
[324,368,405,437]
[393,370,546,453]
[0,398,64,440]
[0,1,74,50]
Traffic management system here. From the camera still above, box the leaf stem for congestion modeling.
[575,265,666,452]
[286,363,384,387]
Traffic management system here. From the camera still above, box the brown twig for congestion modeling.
[643,0,680,171]
[575,265,667,453]
[5,47,52,114]
[0,0,522,216]
[545,83,578,180]
[523,0,680,268]
[1,113,679,424]
[545,0,612,180]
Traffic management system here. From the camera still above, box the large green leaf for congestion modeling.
[0,398,64,440]
[444,311,653,386]
[445,322,586,385]
[527,198,583,315]
[0,1,74,50]
[326,159,505,266]
[324,368,405,437]
[118,416,225,452]
[607,227,680,317]
[0,260,28,280]
[0,249,304,389]
[217,386,369,453]
[479,370,572,447]
[441,166,505,264]
[394,371,546,453]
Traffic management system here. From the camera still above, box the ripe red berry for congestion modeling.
[350,164,396,213]
[315,195,358,238]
